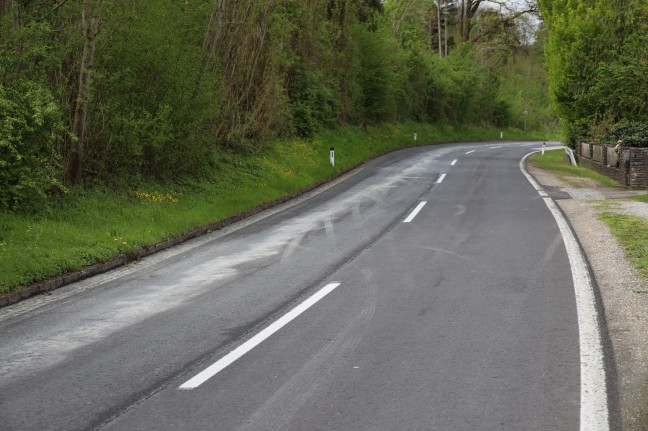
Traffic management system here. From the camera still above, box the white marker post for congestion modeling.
[330,147,335,167]
[414,131,417,144]
[523,109,529,132]
[542,142,546,155]
[500,131,503,140]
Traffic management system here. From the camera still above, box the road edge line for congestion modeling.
[520,152,610,431]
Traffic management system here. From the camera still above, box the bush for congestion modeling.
[601,122,648,148]
[0,82,64,212]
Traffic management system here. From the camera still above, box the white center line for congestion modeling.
[436,173,447,184]
[179,282,342,390]
[403,201,427,223]
[465,150,475,154]
[450,159,457,166]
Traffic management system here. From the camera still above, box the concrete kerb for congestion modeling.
[0,172,350,308]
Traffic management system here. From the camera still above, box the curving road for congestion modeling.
[0,142,611,430]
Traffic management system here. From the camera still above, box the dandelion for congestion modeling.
[136,190,178,204]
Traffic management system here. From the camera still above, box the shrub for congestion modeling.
[0,81,64,212]
[601,122,648,148]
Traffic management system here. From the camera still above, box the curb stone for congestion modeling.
[0,142,435,308]
[0,171,358,308]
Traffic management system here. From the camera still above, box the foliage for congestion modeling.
[538,0,648,144]
[528,149,621,188]
[600,122,648,148]
[0,82,65,212]
[0,0,555,213]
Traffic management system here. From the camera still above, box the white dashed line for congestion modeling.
[451,159,457,166]
[403,201,427,223]
[465,150,475,154]
[436,173,446,184]
[179,282,342,390]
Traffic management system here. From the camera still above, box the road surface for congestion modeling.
[0,142,611,430]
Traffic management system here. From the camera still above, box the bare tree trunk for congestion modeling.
[2,0,21,55]
[0,0,13,18]
[444,14,448,56]
[428,6,433,50]
[461,0,483,43]
[65,0,102,185]
[460,0,465,42]
[437,1,442,56]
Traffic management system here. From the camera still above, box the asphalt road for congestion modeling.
[0,142,607,430]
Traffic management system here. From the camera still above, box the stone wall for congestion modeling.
[576,142,648,189]
[607,147,619,166]
[592,145,604,163]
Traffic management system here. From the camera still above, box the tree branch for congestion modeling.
[38,0,71,21]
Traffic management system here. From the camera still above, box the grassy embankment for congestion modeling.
[529,149,648,283]
[1,123,554,295]
[601,190,648,285]
[528,148,621,187]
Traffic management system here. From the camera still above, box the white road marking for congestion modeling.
[520,152,609,431]
[490,146,502,149]
[179,282,342,390]
[403,201,427,223]
[451,159,457,166]
[436,173,447,184]
[465,150,476,154]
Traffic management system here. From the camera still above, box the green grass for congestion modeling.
[599,212,648,280]
[528,149,622,188]
[0,122,556,295]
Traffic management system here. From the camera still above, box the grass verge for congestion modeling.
[528,149,621,188]
[598,212,648,280]
[0,122,554,295]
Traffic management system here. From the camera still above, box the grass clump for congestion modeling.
[528,149,621,188]
[599,212,648,279]
[0,123,554,295]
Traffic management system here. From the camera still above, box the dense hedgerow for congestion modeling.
[0,82,65,212]
[601,122,648,148]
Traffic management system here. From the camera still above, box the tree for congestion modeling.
[538,0,648,143]
[65,0,102,185]
[459,0,538,43]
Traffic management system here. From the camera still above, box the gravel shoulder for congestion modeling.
[529,165,648,430]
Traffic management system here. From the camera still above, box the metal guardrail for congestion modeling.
[565,146,577,166]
